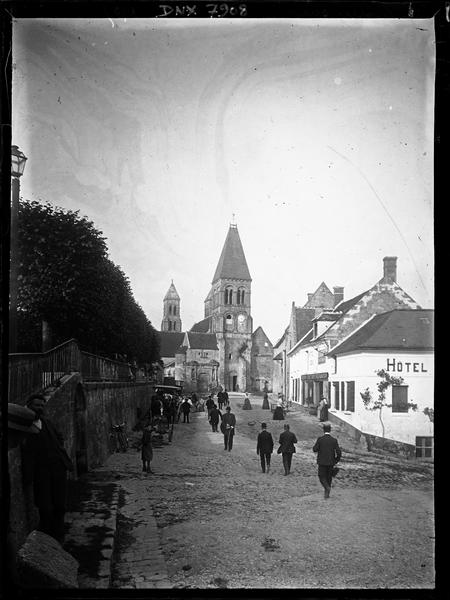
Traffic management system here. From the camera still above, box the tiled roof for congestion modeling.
[212,225,251,283]
[295,308,316,342]
[186,332,218,351]
[329,309,434,355]
[333,290,368,314]
[190,316,212,333]
[158,332,185,358]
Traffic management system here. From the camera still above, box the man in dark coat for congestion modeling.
[209,404,222,432]
[180,398,191,423]
[22,394,73,543]
[223,389,229,407]
[217,390,224,410]
[313,423,342,498]
[256,422,274,473]
[277,424,298,475]
[221,406,236,451]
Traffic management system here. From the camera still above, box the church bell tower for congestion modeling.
[161,281,182,332]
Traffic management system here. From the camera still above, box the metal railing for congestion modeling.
[8,339,150,405]
[8,339,82,405]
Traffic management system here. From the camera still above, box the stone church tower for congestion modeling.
[161,281,182,332]
[206,224,253,392]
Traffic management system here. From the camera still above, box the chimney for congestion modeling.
[333,286,344,307]
[307,293,313,303]
[383,256,397,282]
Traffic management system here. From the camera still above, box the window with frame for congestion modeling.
[169,305,172,315]
[392,385,409,413]
[340,381,345,411]
[173,305,177,316]
[225,287,233,305]
[415,436,433,459]
[168,320,172,331]
[346,381,355,412]
[225,314,233,331]
[333,382,339,409]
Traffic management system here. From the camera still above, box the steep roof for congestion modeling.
[295,308,316,342]
[212,225,251,283]
[252,326,273,347]
[158,332,185,358]
[190,316,212,333]
[186,332,218,351]
[329,309,434,355]
[164,281,180,300]
[333,290,368,314]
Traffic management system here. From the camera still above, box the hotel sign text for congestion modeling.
[386,358,428,373]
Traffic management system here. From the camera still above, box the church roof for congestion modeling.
[158,332,185,358]
[212,225,251,283]
[190,316,212,333]
[164,281,180,300]
[185,332,218,351]
[329,309,434,355]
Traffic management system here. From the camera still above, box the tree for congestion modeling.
[17,200,159,364]
[360,368,418,438]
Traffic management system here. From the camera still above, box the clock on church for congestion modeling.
[238,314,246,331]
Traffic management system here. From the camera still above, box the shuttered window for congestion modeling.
[346,381,355,412]
[392,385,408,413]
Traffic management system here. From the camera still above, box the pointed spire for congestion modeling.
[212,225,251,283]
[164,281,180,300]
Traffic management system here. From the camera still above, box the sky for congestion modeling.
[12,18,435,344]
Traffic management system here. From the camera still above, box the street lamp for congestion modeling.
[9,145,27,353]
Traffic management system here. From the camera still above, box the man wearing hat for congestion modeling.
[256,422,274,473]
[22,394,73,543]
[221,406,236,451]
[313,423,342,498]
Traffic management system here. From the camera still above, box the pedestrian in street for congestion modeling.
[262,390,270,410]
[140,421,154,474]
[277,424,298,476]
[217,390,224,410]
[223,389,229,407]
[243,392,252,410]
[221,406,236,451]
[206,395,215,418]
[272,404,284,420]
[319,397,329,422]
[180,398,191,423]
[151,394,162,421]
[22,394,74,544]
[256,422,274,473]
[313,423,341,498]
[209,404,222,432]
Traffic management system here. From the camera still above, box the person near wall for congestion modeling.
[22,394,73,544]
[319,397,329,422]
[277,424,298,475]
[256,422,274,473]
[139,421,154,474]
[221,406,236,451]
[272,404,285,420]
[313,423,342,498]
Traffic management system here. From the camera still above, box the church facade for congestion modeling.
[158,224,273,394]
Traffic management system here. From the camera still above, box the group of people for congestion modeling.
[257,421,341,497]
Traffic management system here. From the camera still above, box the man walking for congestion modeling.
[221,406,236,451]
[313,423,341,498]
[22,394,73,544]
[180,397,191,423]
[223,389,229,407]
[277,423,297,475]
[256,422,273,473]
[209,404,222,432]
[217,390,224,410]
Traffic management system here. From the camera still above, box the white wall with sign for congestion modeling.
[330,350,434,446]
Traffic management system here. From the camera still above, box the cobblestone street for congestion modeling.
[65,393,434,589]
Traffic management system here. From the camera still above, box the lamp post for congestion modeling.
[9,145,27,353]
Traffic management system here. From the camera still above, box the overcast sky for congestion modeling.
[13,18,434,344]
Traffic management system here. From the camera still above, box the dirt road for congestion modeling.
[105,394,434,589]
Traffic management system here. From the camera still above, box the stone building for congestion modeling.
[272,283,343,397]
[288,257,422,409]
[158,281,185,383]
[174,332,220,393]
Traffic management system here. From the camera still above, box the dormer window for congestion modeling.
[225,287,233,305]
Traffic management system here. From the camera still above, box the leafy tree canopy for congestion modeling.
[17,200,160,364]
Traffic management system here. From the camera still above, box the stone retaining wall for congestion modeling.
[7,375,154,558]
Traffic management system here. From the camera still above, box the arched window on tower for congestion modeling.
[237,288,245,305]
[173,305,177,316]
[225,286,233,305]
[168,321,172,331]
[169,305,172,315]
[225,314,234,331]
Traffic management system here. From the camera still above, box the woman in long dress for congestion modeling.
[319,398,329,422]
[140,422,154,473]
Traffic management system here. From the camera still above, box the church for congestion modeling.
[158,224,273,394]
